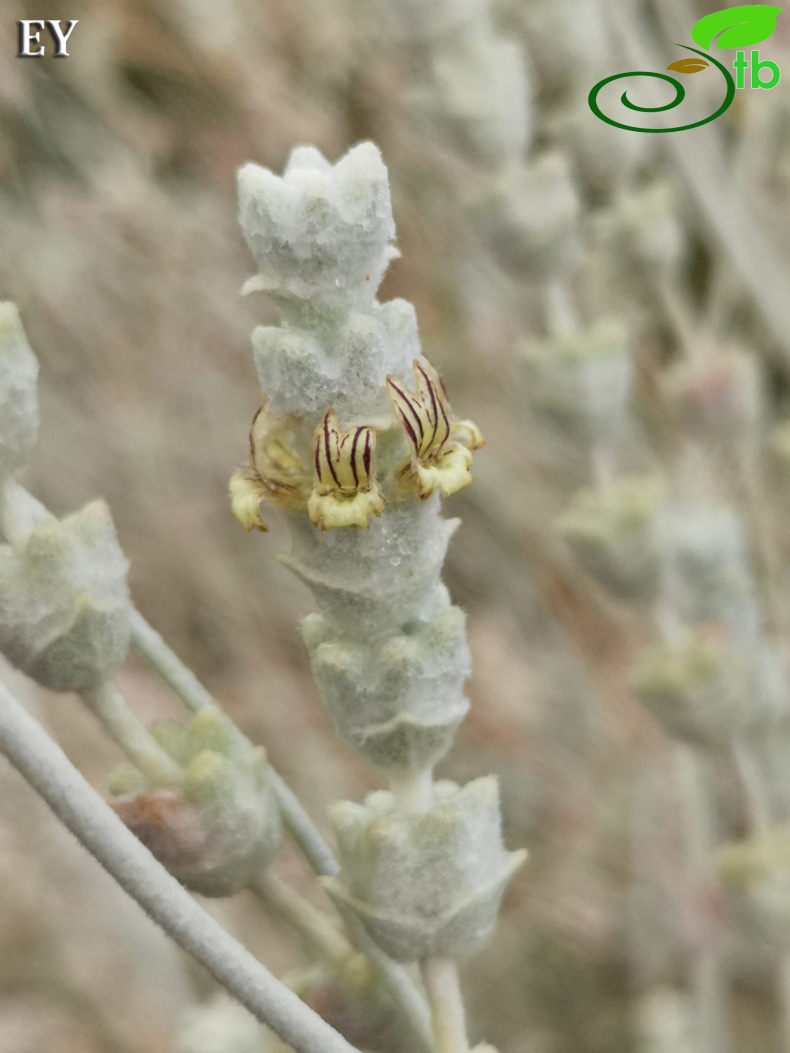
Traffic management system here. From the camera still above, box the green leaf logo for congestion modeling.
[691,4,783,50]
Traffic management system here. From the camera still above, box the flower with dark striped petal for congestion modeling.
[386,360,484,500]
[308,410,384,530]
[230,401,310,532]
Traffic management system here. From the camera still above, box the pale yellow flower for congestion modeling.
[249,401,309,505]
[229,468,269,532]
[229,401,310,532]
[308,410,384,531]
[387,360,484,499]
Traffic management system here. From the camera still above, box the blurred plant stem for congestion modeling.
[729,740,790,1053]
[545,280,580,340]
[730,451,790,653]
[731,741,771,837]
[676,747,732,1053]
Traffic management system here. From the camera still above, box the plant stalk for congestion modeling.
[421,956,471,1053]
[81,680,182,787]
[250,870,357,972]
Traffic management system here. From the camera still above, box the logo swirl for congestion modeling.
[588,45,736,132]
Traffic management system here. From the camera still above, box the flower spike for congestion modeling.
[308,410,384,531]
[387,360,483,500]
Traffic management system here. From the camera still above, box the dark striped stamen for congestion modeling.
[323,413,341,488]
[350,428,361,488]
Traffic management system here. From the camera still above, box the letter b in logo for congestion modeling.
[750,49,781,87]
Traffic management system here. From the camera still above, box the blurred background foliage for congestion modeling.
[4,0,790,1051]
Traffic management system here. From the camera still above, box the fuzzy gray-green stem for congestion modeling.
[389,769,435,814]
[250,870,358,972]
[81,680,182,787]
[421,956,471,1053]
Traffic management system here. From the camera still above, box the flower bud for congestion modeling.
[322,778,525,961]
[108,761,148,797]
[238,143,397,309]
[0,301,39,475]
[111,708,281,897]
[559,475,665,601]
[303,605,470,772]
[523,319,632,446]
[0,501,131,691]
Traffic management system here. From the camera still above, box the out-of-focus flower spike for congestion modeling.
[308,410,384,531]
